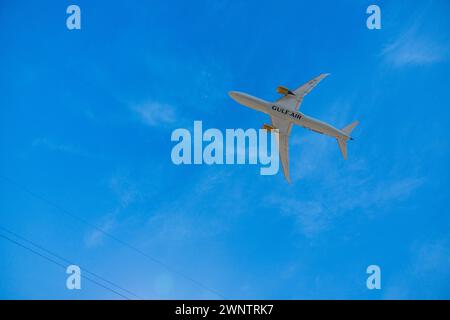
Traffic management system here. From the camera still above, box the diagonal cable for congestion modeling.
[0,174,227,299]
[0,232,132,300]
[0,225,143,299]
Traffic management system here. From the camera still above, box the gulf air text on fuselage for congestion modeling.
[271,105,302,120]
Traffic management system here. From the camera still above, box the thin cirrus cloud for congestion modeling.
[32,137,94,158]
[83,174,141,248]
[381,25,448,67]
[268,176,423,238]
[383,238,450,299]
[132,101,177,128]
[84,212,118,248]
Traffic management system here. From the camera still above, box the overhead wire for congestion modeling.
[0,174,226,299]
[0,225,143,299]
[0,232,132,300]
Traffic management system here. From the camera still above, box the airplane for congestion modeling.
[228,74,359,183]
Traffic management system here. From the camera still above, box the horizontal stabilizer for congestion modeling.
[342,121,359,137]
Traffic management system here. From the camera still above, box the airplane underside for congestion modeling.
[229,73,359,183]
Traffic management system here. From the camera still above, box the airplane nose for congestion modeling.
[228,91,238,100]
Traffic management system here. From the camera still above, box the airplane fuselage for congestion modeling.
[229,91,348,140]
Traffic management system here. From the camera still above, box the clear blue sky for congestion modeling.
[1,0,449,299]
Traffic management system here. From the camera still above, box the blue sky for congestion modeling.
[1,0,450,299]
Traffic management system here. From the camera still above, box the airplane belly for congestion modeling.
[268,106,342,138]
[241,97,270,114]
[252,100,271,114]
[229,91,270,114]
[297,115,341,138]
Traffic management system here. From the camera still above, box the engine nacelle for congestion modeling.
[262,124,276,132]
[276,86,294,96]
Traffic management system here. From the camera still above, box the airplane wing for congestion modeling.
[270,115,292,183]
[276,73,330,111]
[271,115,292,135]
[278,133,291,183]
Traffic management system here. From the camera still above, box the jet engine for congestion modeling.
[276,86,294,96]
[262,124,276,132]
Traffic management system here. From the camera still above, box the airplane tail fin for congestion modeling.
[337,139,347,160]
[342,120,359,137]
[337,138,348,160]
[337,120,359,160]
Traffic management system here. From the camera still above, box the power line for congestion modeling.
[0,174,227,299]
[0,232,132,300]
[0,225,142,300]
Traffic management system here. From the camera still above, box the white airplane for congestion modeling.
[229,74,359,183]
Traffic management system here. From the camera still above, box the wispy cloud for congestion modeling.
[273,198,330,237]
[84,212,117,248]
[84,173,141,247]
[144,169,236,242]
[268,171,423,237]
[108,174,141,208]
[381,22,448,67]
[382,37,447,67]
[383,238,450,299]
[339,177,423,211]
[272,88,425,237]
[412,239,450,276]
[32,138,94,158]
[132,101,176,127]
